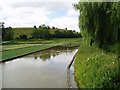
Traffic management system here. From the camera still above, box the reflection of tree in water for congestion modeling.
[34,56,37,59]
[33,47,78,61]
[53,54,56,57]
[39,53,51,61]
[39,50,60,61]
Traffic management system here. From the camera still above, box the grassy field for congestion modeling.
[2,43,63,61]
[2,44,42,51]
[74,44,119,88]
[2,38,81,45]
[13,27,70,38]
[13,27,33,38]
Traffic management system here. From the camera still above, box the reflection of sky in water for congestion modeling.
[2,47,78,88]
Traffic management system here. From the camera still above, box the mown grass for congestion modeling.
[2,44,42,51]
[2,38,81,45]
[2,43,63,61]
[74,44,119,88]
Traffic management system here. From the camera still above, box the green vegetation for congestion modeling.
[1,22,81,41]
[2,38,81,45]
[12,27,66,38]
[74,1,119,88]
[31,24,51,39]
[2,26,14,41]
[74,43,119,88]
[2,43,61,60]
[12,27,33,38]
[74,2,119,50]
[2,44,41,51]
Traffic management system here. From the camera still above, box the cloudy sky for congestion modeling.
[0,0,80,31]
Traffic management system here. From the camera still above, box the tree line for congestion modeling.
[1,23,82,41]
[31,24,82,39]
[74,2,119,50]
[1,22,14,41]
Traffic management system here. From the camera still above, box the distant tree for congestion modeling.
[73,30,76,32]
[54,30,62,38]
[65,28,67,30]
[75,33,82,38]
[68,30,74,38]
[2,26,14,41]
[52,26,55,29]
[41,24,51,39]
[34,25,37,29]
[1,22,5,29]
[19,34,27,39]
[47,26,50,29]
[31,24,51,39]
[32,26,38,38]
[39,26,41,28]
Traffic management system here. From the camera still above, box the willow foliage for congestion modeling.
[75,2,119,49]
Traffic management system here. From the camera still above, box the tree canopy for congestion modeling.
[75,2,119,49]
[2,23,14,41]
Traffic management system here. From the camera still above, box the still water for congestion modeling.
[2,47,78,88]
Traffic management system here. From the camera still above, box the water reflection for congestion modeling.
[2,46,78,88]
[28,46,78,61]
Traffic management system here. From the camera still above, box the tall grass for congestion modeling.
[74,44,119,88]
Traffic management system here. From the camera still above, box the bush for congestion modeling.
[19,34,27,39]
[15,37,20,40]
[28,37,34,39]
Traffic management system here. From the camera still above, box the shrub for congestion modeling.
[19,34,27,39]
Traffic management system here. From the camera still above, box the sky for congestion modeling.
[0,0,80,32]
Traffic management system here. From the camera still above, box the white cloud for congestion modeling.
[49,16,79,31]
[49,8,79,31]
[67,9,79,17]
[0,7,50,27]
[0,0,80,31]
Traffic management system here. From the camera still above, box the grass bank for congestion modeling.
[1,43,62,61]
[2,38,81,45]
[74,44,119,88]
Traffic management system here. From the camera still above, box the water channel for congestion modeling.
[1,46,78,88]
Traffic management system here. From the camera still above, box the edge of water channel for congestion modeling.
[1,45,60,63]
[1,44,79,89]
[1,44,80,63]
[67,50,78,89]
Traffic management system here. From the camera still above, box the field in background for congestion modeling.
[13,27,72,38]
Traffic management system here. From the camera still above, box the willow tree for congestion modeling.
[74,1,119,49]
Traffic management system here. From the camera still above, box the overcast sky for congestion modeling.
[0,0,80,31]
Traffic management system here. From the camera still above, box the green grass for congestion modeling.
[74,44,119,88]
[13,27,72,38]
[2,44,42,51]
[13,27,33,38]
[2,38,81,45]
[2,43,63,60]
